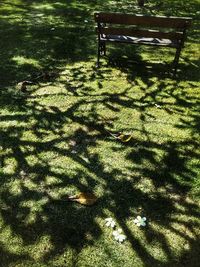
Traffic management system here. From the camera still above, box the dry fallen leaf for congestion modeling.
[106,130,132,143]
[67,192,98,206]
[17,80,35,92]
[117,133,132,142]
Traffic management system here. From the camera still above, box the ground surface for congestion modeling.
[0,0,200,266]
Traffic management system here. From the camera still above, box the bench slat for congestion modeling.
[98,27,183,41]
[94,12,192,28]
[100,36,178,47]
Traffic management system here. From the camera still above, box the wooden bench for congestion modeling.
[94,12,192,75]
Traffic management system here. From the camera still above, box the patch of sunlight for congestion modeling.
[135,177,155,193]
[3,158,17,175]
[45,175,60,185]
[0,224,23,254]
[21,198,49,224]
[0,1,25,13]
[32,3,55,11]
[12,56,41,68]
[53,2,68,8]
[0,121,28,128]
[149,220,199,259]
[9,179,22,196]
[23,198,49,212]
[25,155,40,167]
[148,243,169,263]
[33,85,64,96]
[51,249,75,267]
[23,180,41,191]
[30,235,53,261]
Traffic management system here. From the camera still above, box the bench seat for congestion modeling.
[100,34,179,47]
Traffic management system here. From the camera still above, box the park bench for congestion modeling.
[94,12,192,75]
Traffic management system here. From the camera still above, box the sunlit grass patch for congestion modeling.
[0,0,200,266]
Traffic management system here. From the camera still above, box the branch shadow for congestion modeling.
[0,0,200,266]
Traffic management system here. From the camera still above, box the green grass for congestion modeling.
[0,0,200,266]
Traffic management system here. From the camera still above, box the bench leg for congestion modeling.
[102,42,106,56]
[96,41,101,68]
[173,47,181,76]
[97,42,106,68]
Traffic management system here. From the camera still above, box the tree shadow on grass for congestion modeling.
[101,44,200,82]
[0,0,200,266]
[1,70,200,266]
[0,0,97,89]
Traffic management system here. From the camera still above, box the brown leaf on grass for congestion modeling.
[117,133,132,142]
[106,129,132,143]
[67,192,98,206]
[18,80,35,92]
[17,70,59,92]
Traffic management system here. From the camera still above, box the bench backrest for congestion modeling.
[94,12,192,41]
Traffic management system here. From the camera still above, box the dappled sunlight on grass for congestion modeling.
[0,0,200,266]
[1,59,199,265]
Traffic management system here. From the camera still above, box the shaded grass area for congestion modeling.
[0,0,200,266]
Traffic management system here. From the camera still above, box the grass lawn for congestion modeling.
[0,0,200,266]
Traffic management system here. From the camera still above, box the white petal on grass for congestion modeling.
[114,235,119,241]
[141,221,146,226]
[113,230,118,237]
[118,234,126,242]
[134,216,147,227]
[105,218,116,228]
[105,218,113,222]
[113,229,126,243]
